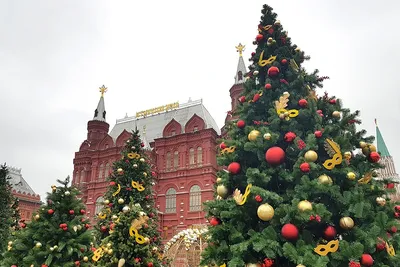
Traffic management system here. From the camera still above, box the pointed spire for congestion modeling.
[375,119,390,157]
[93,85,107,122]
[234,43,247,85]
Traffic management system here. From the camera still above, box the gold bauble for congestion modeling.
[140,158,145,162]
[248,130,261,141]
[298,200,313,211]
[107,243,112,248]
[359,141,367,148]
[318,174,333,185]
[117,168,123,173]
[118,198,124,204]
[133,164,138,168]
[35,242,42,248]
[108,249,113,255]
[144,237,150,244]
[344,151,352,160]
[143,172,147,177]
[347,172,356,180]
[332,111,341,118]
[104,199,110,205]
[8,241,12,246]
[362,144,377,155]
[263,133,271,140]
[216,177,222,184]
[118,259,126,267]
[296,265,306,267]
[257,203,274,221]
[34,214,40,220]
[246,264,261,267]
[376,197,386,206]
[339,216,354,230]
[216,185,228,198]
[304,150,318,162]
[112,215,118,220]
[83,256,89,262]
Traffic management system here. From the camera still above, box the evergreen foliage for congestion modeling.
[1,176,94,267]
[201,5,400,267]
[0,164,15,261]
[94,130,164,267]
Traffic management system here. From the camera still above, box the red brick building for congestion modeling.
[8,166,41,222]
[72,47,247,239]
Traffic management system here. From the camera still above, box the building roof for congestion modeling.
[375,119,391,157]
[93,85,107,122]
[109,99,221,143]
[7,166,40,197]
[234,43,247,85]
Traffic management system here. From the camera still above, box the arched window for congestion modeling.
[174,151,179,168]
[190,185,201,211]
[105,163,110,179]
[189,148,195,165]
[95,196,105,215]
[80,169,85,183]
[197,147,203,165]
[166,152,171,170]
[98,164,104,181]
[75,171,79,184]
[165,188,176,213]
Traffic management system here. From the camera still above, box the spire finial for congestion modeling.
[235,43,245,57]
[99,85,108,97]
[375,118,377,126]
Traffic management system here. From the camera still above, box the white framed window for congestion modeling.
[98,164,104,181]
[174,151,179,168]
[166,152,171,170]
[189,148,195,165]
[165,188,176,213]
[197,147,203,165]
[80,169,85,183]
[95,196,105,215]
[189,185,201,211]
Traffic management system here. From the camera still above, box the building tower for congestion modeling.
[375,119,400,200]
[222,43,248,134]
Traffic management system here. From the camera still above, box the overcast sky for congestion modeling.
[1,0,399,200]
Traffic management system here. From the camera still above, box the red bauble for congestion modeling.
[109,181,116,186]
[369,152,380,162]
[395,205,400,212]
[323,226,337,240]
[140,143,145,147]
[237,120,246,129]
[281,59,288,64]
[62,227,68,231]
[395,212,400,218]
[238,96,246,103]
[329,99,336,104]
[42,265,48,267]
[220,142,227,149]
[281,223,299,240]
[151,171,156,177]
[253,93,260,102]
[75,261,80,266]
[376,238,386,251]
[349,261,361,267]
[80,209,86,215]
[360,254,373,266]
[210,217,220,226]
[11,265,17,267]
[265,83,272,90]
[251,52,256,57]
[69,210,75,215]
[298,99,308,107]
[300,162,310,173]
[228,162,241,174]
[147,263,154,267]
[267,66,280,77]
[47,209,54,215]
[255,195,263,202]
[101,226,107,232]
[256,34,264,42]
[314,130,323,138]
[265,147,285,165]
[263,258,274,267]
[387,183,395,189]
[284,132,296,142]
[391,226,397,233]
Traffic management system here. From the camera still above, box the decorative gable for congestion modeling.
[116,129,132,147]
[185,114,205,133]
[163,119,182,137]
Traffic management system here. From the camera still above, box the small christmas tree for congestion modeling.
[1,176,94,267]
[94,129,163,267]
[201,4,400,267]
[0,164,16,260]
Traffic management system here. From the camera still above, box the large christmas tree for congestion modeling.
[201,4,400,267]
[1,177,94,267]
[94,130,163,267]
[0,164,17,260]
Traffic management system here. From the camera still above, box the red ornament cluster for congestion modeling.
[284,132,296,142]
[59,223,68,231]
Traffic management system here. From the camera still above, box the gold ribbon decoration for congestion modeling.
[127,152,140,159]
[233,184,252,205]
[131,180,145,191]
[112,184,121,196]
[129,215,149,244]
[220,146,236,155]
[314,240,339,256]
[258,51,276,67]
[322,139,342,170]
[92,246,106,262]
[386,242,396,256]
[358,172,372,184]
[290,59,299,72]
[275,92,299,120]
